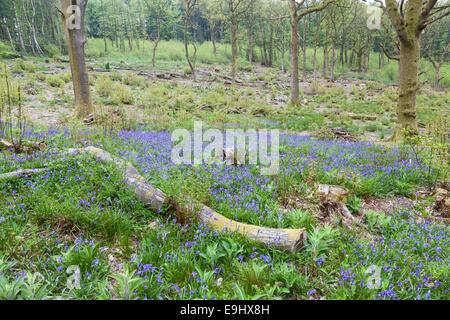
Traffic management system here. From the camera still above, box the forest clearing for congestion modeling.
[0,0,449,303]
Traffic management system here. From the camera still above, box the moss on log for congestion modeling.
[66,146,307,252]
[0,168,48,180]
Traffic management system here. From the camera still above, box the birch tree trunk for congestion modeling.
[12,0,27,55]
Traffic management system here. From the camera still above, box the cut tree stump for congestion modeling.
[65,146,307,252]
[317,184,355,223]
[0,139,13,151]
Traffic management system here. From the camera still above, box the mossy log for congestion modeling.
[66,146,307,252]
[0,168,48,180]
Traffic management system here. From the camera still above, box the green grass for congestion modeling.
[0,52,448,300]
[0,149,448,299]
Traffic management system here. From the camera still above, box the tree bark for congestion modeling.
[59,0,94,119]
[231,22,237,83]
[302,19,307,79]
[269,23,273,67]
[330,39,335,82]
[281,26,285,72]
[23,0,44,56]
[210,26,216,57]
[362,35,370,79]
[100,0,107,54]
[392,39,420,139]
[322,32,328,78]
[290,17,299,105]
[4,20,15,51]
[184,7,196,81]
[12,0,27,55]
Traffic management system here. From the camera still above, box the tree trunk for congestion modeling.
[261,24,268,65]
[59,0,93,119]
[302,20,307,79]
[322,39,328,78]
[330,39,335,82]
[210,26,216,57]
[246,24,252,62]
[340,29,346,65]
[392,39,420,139]
[12,0,27,55]
[290,17,300,105]
[231,22,237,83]
[151,18,161,73]
[434,68,440,89]
[281,27,285,73]
[4,22,15,51]
[126,4,132,52]
[24,0,44,56]
[269,23,273,67]
[100,0,107,54]
[55,13,63,53]
[313,18,320,84]
[184,14,196,81]
[362,36,370,79]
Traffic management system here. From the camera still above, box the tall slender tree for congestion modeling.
[288,0,334,105]
[58,0,93,119]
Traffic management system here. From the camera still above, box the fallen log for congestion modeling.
[66,146,307,252]
[0,139,47,153]
[0,168,48,181]
[93,68,110,73]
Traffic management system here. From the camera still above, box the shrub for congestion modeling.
[111,82,134,105]
[85,46,103,58]
[11,59,36,74]
[43,43,61,58]
[59,72,72,83]
[237,58,252,72]
[95,75,113,98]
[183,67,192,75]
[381,62,398,82]
[53,54,63,62]
[35,72,46,82]
[403,118,449,188]
[328,86,346,96]
[109,70,122,82]
[46,75,65,88]
[0,41,17,59]
[122,72,138,86]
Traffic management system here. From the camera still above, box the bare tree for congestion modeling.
[288,0,334,105]
[145,0,170,73]
[224,0,255,83]
[181,0,198,80]
[427,41,450,89]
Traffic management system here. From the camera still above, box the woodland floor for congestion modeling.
[0,56,449,300]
